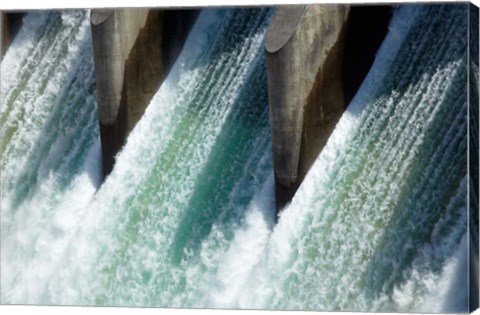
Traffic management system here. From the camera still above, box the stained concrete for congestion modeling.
[265,4,350,210]
[91,8,198,177]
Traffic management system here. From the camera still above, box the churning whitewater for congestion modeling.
[0,4,471,313]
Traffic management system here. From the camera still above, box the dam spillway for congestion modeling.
[265,4,392,210]
[0,3,478,313]
[265,4,350,209]
[91,8,198,176]
[0,5,392,206]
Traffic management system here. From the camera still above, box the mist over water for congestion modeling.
[0,4,473,312]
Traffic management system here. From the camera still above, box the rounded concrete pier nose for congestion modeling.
[265,5,307,53]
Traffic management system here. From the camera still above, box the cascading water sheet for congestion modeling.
[213,4,470,312]
[1,10,101,304]
[1,8,275,307]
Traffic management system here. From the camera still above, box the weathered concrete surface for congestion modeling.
[1,12,24,59]
[91,8,198,177]
[265,4,350,210]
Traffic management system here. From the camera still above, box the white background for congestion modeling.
[1,0,479,315]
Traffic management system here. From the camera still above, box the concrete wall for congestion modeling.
[91,8,198,177]
[1,12,24,59]
[265,4,350,210]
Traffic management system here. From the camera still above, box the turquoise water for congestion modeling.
[0,4,474,312]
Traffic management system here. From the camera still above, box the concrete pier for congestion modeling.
[265,4,350,210]
[91,8,198,177]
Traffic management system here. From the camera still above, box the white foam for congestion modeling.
[205,175,275,308]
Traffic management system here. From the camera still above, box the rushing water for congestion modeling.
[0,4,475,313]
